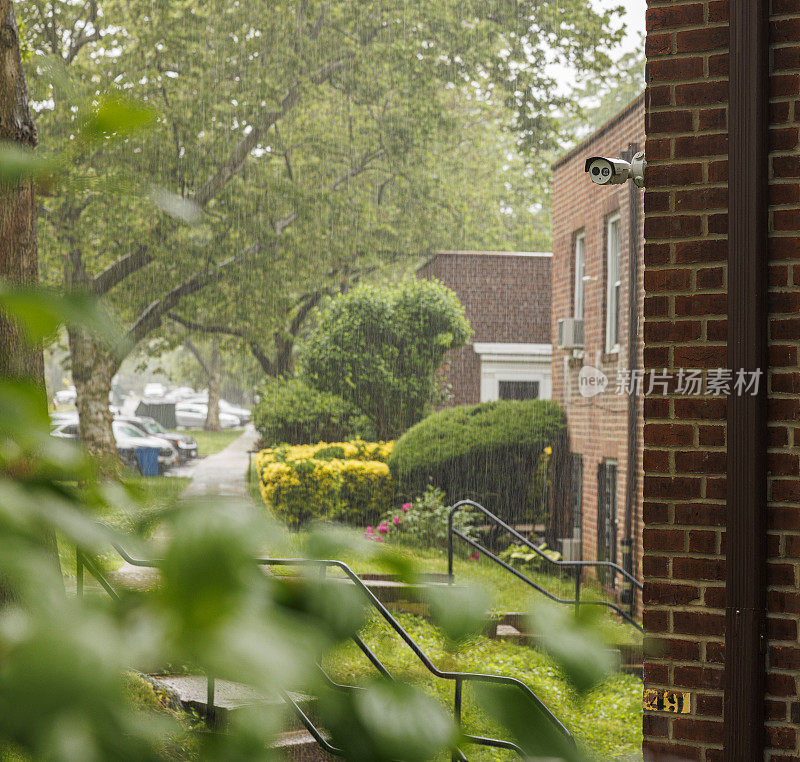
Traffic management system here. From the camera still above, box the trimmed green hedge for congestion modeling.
[254,378,376,446]
[388,400,566,524]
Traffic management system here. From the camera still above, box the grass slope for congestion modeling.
[323,612,643,761]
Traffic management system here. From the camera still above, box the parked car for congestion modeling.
[116,415,198,461]
[143,382,168,398]
[219,399,251,424]
[50,420,177,474]
[50,411,78,427]
[50,421,79,440]
[174,402,240,429]
[181,393,251,424]
[112,421,178,473]
[54,387,76,405]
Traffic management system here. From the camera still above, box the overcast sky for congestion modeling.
[596,0,646,53]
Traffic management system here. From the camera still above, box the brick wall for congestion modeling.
[416,251,551,405]
[642,0,800,759]
[551,98,646,577]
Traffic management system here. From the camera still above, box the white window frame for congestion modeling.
[574,232,585,320]
[605,214,621,353]
[473,343,552,402]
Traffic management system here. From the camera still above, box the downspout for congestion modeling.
[622,143,641,616]
[724,0,768,758]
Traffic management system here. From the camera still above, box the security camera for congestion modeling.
[585,152,646,188]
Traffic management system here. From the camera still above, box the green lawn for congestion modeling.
[173,428,242,456]
[322,612,642,761]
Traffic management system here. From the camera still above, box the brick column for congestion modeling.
[642,1,800,760]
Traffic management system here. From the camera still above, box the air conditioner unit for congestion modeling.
[557,318,584,350]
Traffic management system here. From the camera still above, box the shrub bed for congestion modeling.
[388,400,566,525]
[255,440,394,527]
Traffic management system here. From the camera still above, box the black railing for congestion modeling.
[78,544,577,760]
[447,499,643,632]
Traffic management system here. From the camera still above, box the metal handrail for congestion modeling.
[448,499,643,631]
[108,544,577,758]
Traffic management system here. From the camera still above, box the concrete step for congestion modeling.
[148,675,317,730]
[274,729,336,761]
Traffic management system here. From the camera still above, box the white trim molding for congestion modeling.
[472,342,553,401]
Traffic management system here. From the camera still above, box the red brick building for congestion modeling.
[416,251,552,405]
[639,0,800,759]
[550,96,646,581]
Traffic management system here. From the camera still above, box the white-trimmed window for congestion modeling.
[605,214,621,352]
[574,232,585,320]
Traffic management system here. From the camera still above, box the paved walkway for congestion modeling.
[182,424,258,498]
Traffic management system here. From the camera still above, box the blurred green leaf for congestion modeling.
[474,682,586,762]
[0,143,57,188]
[79,97,156,142]
[426,583,490,647]
[272,574,366,642]
[150,187,202,224]
[0,286,127,354]
[323,679,459,762]
[527,602,618,694]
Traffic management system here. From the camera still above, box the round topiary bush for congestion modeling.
[387,399,567,525]
[253,378,376,446]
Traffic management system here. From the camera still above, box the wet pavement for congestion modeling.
[183,423,258,498]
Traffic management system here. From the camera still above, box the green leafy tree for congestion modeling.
[572,45,645,134]
[21,0,622,458]
[298,279,471,439]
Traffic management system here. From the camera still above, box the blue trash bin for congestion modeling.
[135,446,160,477]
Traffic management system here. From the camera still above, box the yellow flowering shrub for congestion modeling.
[255,440,394,527]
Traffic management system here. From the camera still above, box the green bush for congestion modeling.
[253,378,376,446]
[297,279,471,439]
[369,486,478,549]
[388,400,566,525]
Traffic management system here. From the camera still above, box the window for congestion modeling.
[498,380,540,400]
[597,460,618,585]
[573,232,585,320]
[605,214,621,352]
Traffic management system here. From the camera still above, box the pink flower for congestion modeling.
[366,526,374,533]
[393,515,401,526]
[378,522,389,534]
[401,503,411,512]
[470,551,480,561]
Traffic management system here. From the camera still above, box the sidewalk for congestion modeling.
[182,424,258,498]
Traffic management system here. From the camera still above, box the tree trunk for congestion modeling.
[69,327,119,461]
[204,338,221,431]
[0,0,60,587]
[0,0,43,384]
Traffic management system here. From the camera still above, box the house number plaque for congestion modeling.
[643,689,691,714]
